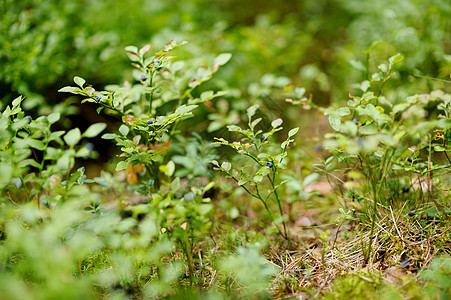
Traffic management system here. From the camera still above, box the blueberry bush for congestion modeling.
[1,1,450,299]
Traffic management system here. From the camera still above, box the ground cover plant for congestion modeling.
[1,1,450,299]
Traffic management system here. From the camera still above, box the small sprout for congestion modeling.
[408,211,416,217]
[266,161,274,168]
[140,75,147,81]
[407,156,413,163]
[352,118,358,123]
[95,96,102,101]
[402,186,409,193]
[146,119,154,125]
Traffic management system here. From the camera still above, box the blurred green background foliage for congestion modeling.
[2,0,449,114]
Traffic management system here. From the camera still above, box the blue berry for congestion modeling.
[315,144,322,151]
[407,156,413,163]
[361,122,366,126]
[86,143,95,151]
[352,118,358,123]
[95,96,102,101]
[140,75,147,81]
[260,135,266,142]
[24,116,31,120]
[146,120,154,125]
[408,211,416,217]
[357,138,363,146]
[13,177,22,189]
[266,161,274,168]
[402,186,409,193]
[153,61,160,67]
[132,99,137,104]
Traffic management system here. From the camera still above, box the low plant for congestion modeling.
[60,41,230,190]
[213,104,302,241]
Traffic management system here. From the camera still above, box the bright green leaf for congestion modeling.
[64,128,81,146]
[74,76,85,88]
[83,123,107,138]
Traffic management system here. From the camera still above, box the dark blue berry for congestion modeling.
[153,61,160,67]
[132,99,137,104]
[260,135,266,142]
[146,120,154,125]
[402,187,409,193]
[352,118,358,123]
[407,156,413,163]
[315,144,322,151]
[408,211,416,217]
[187,214,192,219]
[95,96,102,101]
[24,116,31,120]
[86,143,94,151]
[266,161,274,168]
[362,122,366,126]
[140,75,147,81]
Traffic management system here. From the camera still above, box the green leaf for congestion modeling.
[58,86,78,93]
[160,161,175,177]
[57,153,74,170]
[175,105,197,115]
[64,128,81,146]
[116,161,128,171]
[74,76,85,88]
[360,81,370,92]
[227,125,241,132]
[125,46,138,53]
[288,127,299,137]
[83,123,107,138]
[27,139,45,151]
[119,125,129,136]
[221,161,231,171]
[328,114,341,131]
[247,105,259,117]
[359,123,378,135]
[271,118,283,128]
[102,133,117,139]
[389,54,404,66]
[12,96,24,107]
[197,204,213,216]
[47,112,60,124]
[350,60,366,72]
[337,107,351,116]
[200,90,214,100]
[303,173,319,187]
[214,53,232,66]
